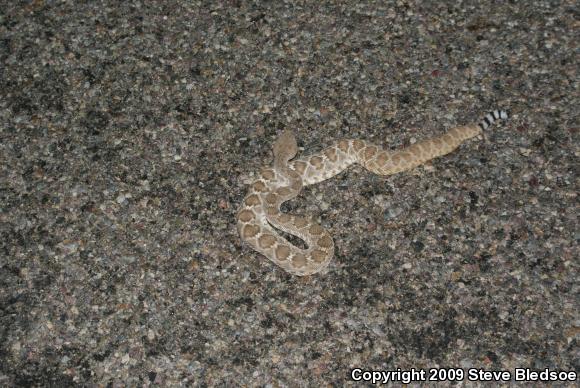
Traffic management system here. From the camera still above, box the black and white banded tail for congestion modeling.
[478,110,508,131]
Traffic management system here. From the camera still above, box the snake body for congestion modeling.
[237,110,508,276]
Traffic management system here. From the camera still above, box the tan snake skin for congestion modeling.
[237,110,508,276]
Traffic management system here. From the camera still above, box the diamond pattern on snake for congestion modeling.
[237,110,508,276]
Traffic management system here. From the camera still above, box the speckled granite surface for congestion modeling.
[1,1,578,386]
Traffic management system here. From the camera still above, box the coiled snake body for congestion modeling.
[237,110,508,276]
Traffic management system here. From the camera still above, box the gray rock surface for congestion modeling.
[1,1,577,386]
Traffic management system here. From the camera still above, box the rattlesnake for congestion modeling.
[237,110,508,276]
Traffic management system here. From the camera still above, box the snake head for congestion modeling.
[273,130,298,163]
